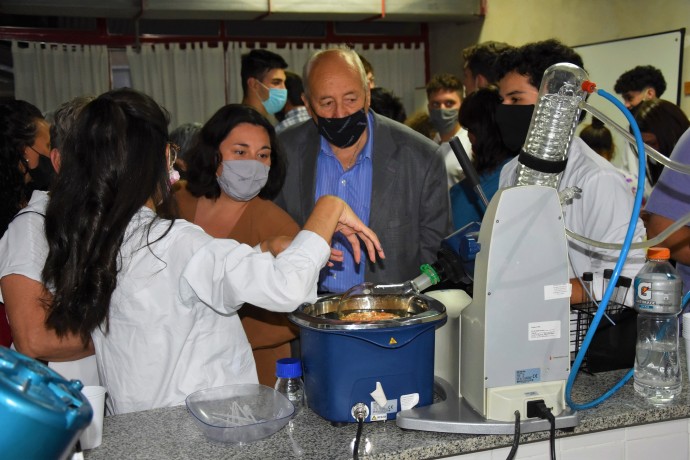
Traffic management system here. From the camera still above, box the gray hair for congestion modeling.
[302,45,368,100]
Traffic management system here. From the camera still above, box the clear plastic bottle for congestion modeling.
[275,358,304,416]
[633,247,684,405]
[515,62,589,189]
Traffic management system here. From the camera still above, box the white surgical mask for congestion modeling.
[217,160,270,201]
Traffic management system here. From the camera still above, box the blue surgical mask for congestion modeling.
[258,81,287,115]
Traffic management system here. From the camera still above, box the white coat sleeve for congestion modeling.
[178,230,330,314]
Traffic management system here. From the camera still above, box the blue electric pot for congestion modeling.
[0,346,93,459]
[289,293,446,423]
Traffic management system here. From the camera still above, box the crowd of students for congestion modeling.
[0,38,688,416]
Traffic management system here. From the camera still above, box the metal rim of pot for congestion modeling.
[288,293,447,331]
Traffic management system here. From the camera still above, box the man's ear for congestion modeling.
[301,93,314,117]
[50,148,61,173]
[247,76,259,92]
[644,86,657,101]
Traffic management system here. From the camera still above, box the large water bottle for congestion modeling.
[633,247,684,405]
[515,63,589,189]
[275,358,304,416]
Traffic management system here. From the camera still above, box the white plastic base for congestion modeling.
[486,380,566,422]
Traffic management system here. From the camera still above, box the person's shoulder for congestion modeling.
[25,190,49,213]
[668,127,690,162]
[373,112,438,153]
[278,118,317,145]
[565,138,632,193]
[568,137,623,177]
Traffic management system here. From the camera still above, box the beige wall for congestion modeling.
[429,0,690,113]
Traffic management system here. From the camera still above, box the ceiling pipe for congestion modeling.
[253,0,272,21]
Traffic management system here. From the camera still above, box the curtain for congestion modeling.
[11,41,109,115]
[355,43,426,118]
[225,42,425,117]
[126,42,225,129]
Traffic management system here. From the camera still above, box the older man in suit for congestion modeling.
[275,46,450,294]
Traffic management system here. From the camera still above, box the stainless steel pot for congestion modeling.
[289,292,447,330]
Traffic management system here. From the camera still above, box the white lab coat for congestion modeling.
[0,190,99,386]
[499,137,646,305]
[2,198,329,415]
[434,128,473,188]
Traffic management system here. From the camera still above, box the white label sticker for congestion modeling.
[544,283,572,300]
[370,399,397,421]
[400,393,419,411]
[528,321,561,341]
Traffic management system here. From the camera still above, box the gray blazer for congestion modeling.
[275,112,451,286]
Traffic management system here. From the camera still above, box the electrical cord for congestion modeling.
[505,410,521,460]
[352,416,364,460]
[532,401,556,460]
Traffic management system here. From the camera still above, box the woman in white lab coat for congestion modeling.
[38,88,384,415]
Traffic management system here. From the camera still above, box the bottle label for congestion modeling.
[634,277,682,314]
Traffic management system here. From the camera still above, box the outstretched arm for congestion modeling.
[303,195,385,264]
[1,274,94,361]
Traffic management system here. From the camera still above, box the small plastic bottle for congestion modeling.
[633,247,684,405]
[275,358,304,416]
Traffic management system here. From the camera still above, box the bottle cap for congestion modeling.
[276,358,302,379]
[647,247,670,260]
[582,272,593,281]
[603,269,613,279]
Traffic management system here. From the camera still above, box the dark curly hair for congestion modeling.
[495,39,584,90]
[185,104,286,201]
[0,100,44,237]
[459,86,514,175]
[614,65,666,97]
[42,88,173,345]
[462,41,513,86]
[426,73,463,98]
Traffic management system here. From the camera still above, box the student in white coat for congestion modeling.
[3,88,383,415]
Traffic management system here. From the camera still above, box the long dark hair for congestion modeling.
[634,99,690,184]
[459,87,513,175]
[42,88,172,345]
[0,100,44,237]
[185,104,286,200]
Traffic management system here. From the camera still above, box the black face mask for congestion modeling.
[27,153,56,192]
[314,109,368,148]
[495,104,535,153]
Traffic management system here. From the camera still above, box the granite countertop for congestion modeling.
[84,345,690,460]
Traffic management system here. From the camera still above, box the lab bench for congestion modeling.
[84,348,690,460]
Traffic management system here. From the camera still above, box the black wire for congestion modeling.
[353,417,364,460]
[505,410,521,460]
[546,409,556,460]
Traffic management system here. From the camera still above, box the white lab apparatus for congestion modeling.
[397,185,578,434]
[461,185,570,421]
[428,289,472,395]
